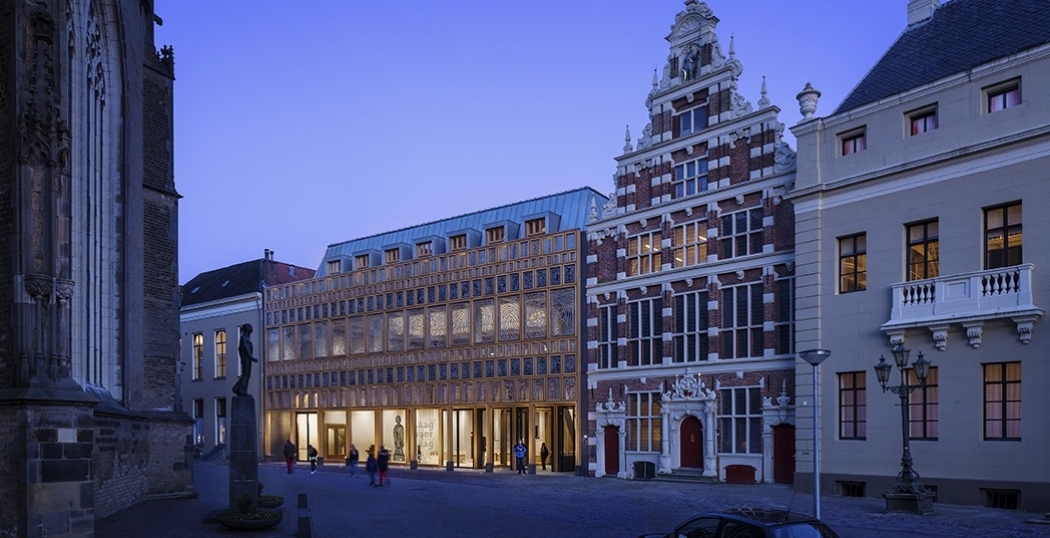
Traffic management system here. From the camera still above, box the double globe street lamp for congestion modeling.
[874,344,935,514]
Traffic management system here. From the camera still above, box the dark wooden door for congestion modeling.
[603,425,618,474]
[679,416,703,468]
[773,424,796,484]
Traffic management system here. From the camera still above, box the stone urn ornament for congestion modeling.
[796,82,822,119]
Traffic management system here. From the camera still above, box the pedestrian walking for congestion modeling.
[513,438,527,475]
[366,447,379,487]
[283,439,296,474]
[540,442,549,471]
[307,444,318,474]
[378,445,391,486]
[347,444,360,477]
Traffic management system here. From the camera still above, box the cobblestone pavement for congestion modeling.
[96,461,1050,538]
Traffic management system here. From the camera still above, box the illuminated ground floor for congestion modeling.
[266,403,581,473]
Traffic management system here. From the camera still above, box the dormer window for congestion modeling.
[486,227,505,244]
[384,248,400,264]
[355,254,369,269]
[327,260,341,274]
[450,234,467,251]
[525,218,546,237]
[416,242,432,257]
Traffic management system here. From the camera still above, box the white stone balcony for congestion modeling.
[881,264,1043,350]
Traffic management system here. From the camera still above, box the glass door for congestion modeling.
[295,412,318,461]
[492,408,511,468]
[557,406,576,472]
[452,409,474,468]
[535,407,553,470]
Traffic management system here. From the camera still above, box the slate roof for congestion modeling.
[835,0,1050,114]
[318,187,607,275]
[181,258,316,308]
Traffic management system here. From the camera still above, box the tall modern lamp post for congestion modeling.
[874,344,934,515]
[799,348,831,520]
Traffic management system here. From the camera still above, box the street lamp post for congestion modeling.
[874,344,935,515]
[799,349,831,520]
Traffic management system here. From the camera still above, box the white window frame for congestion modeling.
[627,231,662,276]
[720,283,763,359]
[672,221,708,268]
[597,305,617,369]
[628,298,662,367]
[678,105,708,137]
[627,392,662,452]
[673,157,709,198]
[717,387,762,454]
[673,292,708,363]
[720,209,763,259]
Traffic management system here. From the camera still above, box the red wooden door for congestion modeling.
[679,416,703,468]
[773,424,796,484]
[603,425,619,474]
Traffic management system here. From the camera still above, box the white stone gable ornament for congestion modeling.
[664,372,715,401]
[773,121,797,173]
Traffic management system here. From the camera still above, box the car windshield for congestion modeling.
[769,521,839,538]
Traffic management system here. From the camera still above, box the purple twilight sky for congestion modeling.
[156,1,907,285]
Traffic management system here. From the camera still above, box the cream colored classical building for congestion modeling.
[261,188,605,473]
[791,0,1049,510]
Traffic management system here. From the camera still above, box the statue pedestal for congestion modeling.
[229,396,258,510]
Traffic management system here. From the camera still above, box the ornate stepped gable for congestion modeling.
[595,0,795,223]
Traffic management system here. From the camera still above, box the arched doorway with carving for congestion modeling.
[603,425,619,475]
[594,388,626,478]
[679,415,703,468]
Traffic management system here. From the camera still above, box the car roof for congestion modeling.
[694,508,820,527]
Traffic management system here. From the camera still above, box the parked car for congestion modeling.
[638,508,840,538]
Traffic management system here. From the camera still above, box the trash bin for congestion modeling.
[633,461,655,480]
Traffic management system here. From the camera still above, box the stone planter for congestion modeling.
[216,510,283,531]
[258,495,284,509]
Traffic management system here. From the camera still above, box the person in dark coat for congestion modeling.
[540,442,550,471]
[366,447,379,487]
[307,444,319,474]
[283,439,296,474]
[347,444,360,477]
[377,445,391,486]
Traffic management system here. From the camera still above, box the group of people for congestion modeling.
[280,439,321,474]
[513,440,550,474]
[356,444,391,486]
[282,438,552,480]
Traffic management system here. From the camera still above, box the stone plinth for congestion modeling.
[229,396,258,510]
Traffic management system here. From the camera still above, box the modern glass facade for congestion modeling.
[261,189,604,473]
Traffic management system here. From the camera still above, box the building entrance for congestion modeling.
[295,412,319,462]
[679,415,703,469]
[603,425,619,475]
[493,408,511,468]
[556,405,576,472]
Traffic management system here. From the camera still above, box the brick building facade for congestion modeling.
[585,0,798,484]
[0,1,192,536]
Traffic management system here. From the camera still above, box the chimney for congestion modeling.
[908,0,940,26]
[263,248,271,260]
